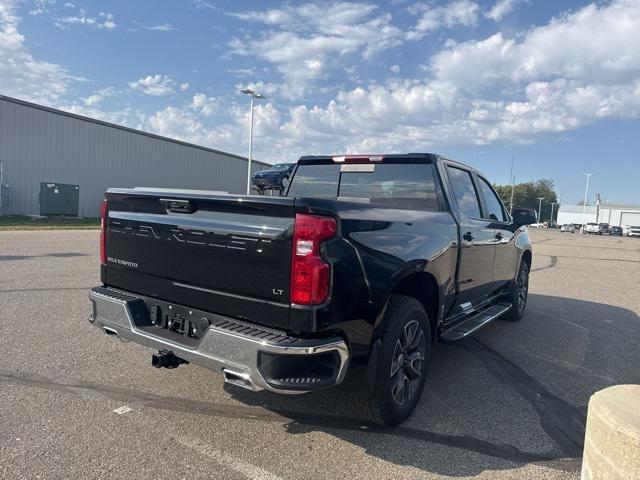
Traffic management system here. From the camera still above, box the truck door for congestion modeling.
[444,165,496,304]
[474,174,518,290]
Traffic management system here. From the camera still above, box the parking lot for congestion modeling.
[0,228,638,479]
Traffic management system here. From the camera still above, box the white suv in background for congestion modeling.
[561,224,576,233]
[627,225,640,238]
[584,223,601,234]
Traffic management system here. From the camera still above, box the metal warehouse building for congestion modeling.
[557,203,640,227]
[0,95,268,218]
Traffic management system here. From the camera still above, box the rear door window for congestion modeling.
[446,166,482,218]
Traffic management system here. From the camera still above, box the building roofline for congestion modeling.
[559,203,640,211]
[0,94,270,167]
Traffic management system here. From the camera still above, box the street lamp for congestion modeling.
[549,202,556,225]
[537,197,544,224]
[240,88,266,195]
[582,173,593,226]
[508,156,515,214]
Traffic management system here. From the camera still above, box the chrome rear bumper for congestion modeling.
[88,287,349,394]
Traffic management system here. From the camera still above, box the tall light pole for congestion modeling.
[537,197,544,224]
[509,156,515,214]
[582,173,593,226]
[549,202,556,224]
[240,88,266,195]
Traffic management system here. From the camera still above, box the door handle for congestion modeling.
[463,231,474,241]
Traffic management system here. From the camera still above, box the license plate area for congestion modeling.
[133,299,223,348]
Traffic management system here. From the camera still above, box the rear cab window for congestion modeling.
[286,159,440,210]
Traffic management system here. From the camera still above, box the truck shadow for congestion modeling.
[226,294,640,477]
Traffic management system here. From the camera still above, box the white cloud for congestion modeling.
[59,103,139,126]
[129,75,177,96]
[28,0,53,16]
[213,1,640,156]
[229,2,403,98]
[485,0,525,21]
[277,0,640,151]
[0,0,70,104]
[407,0,479,40]
[390,64,400,74]
[31,0,640,165]
[432,0,640,91]
[143,23,177,32]
[189,93,218,117]
[179,82,190,91]
[55,11,117,30]
[82,87,115,106]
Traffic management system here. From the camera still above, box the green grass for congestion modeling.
[0,215,100,231]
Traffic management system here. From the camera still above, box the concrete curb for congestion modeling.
[581,385,640,480]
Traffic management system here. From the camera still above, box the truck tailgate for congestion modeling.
[103,188,295,329]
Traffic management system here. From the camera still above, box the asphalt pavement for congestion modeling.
[1,229,639,479]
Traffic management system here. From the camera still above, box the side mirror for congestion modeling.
[512,208,537,227]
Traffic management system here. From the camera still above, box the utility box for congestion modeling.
[39,182,79,216]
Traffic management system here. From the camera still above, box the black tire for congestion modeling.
[358,295,431,426]
[503,261,530,321]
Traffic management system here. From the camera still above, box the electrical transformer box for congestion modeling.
[39,182,79,216]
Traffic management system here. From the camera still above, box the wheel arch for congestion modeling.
[384,271,440,342]
[520,248,532,270]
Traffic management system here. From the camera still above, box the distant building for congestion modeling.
[0,95,268,217]
[557,203,640,226]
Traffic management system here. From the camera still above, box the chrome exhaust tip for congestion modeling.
[222,369,253,390]
[103,326,120,339]
[102,325,129,343]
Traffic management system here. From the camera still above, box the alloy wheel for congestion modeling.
[517,267,529,313]
[390,320,426,405]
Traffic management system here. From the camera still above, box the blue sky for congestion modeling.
[2,0,639,204]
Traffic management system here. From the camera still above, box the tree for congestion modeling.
[494,179,559,222]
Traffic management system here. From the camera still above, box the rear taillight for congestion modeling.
[100,199,108,265]
[290,213,337,305]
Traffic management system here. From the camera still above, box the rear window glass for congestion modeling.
[286,162,439,210]
[287,164,341,198]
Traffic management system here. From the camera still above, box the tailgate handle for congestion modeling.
[160,198,195,214]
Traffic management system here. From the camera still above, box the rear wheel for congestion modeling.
[357,295,431,426]
[503,261,529,321]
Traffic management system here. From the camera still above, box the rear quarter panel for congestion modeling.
[294,197,458,358]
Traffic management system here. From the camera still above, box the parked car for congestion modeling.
[628,225,640,238]
[599,223,610,234]
[90,153,535,426]
[513,208,537,225]
[251,163,296,195]
[584,223,601,234]
[609,226,623,236]
[560,224,575,233]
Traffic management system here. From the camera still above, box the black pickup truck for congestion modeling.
[89,153,535,425]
